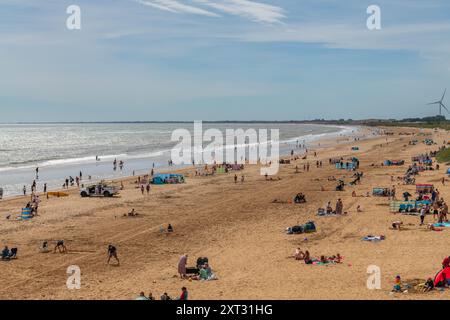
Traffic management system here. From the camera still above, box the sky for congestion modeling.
[1,0,450,122]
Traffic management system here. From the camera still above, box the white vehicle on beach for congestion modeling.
[80,182,119,198]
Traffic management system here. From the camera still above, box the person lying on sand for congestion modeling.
[427,223,443,232]
[292,248,305,260]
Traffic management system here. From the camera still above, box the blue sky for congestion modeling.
[1,0,450,121]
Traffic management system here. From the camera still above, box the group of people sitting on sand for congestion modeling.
[177,254,218,281]
[292,248,343,265]
[318,199,344,215]
[136,287,189,300]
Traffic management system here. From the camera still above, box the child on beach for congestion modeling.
[392,275,402,292]
[391,221,403,230]
[107,244,120,265]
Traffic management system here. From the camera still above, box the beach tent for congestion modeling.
[416,184,434,194]
[21,207,33,220]
[335,162,356,170]
[152,173,185,185]
[230,164,244,171]
[286,221,316,235]
[434,267,450,287]
[384,160,405,166]
[373,187,390,197]
[330,158,341,164]
[447,168,450,175]
[389,200,431,213]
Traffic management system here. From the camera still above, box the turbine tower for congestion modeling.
[427,89,448,116]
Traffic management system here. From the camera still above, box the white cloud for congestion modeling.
[135,0,220,17]
[194,0,286,23]
[134,0,286,23]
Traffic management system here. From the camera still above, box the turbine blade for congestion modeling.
[442,89,447,102]
[442,103,450,113]
[428,102,440,105]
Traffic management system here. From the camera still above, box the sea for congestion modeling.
[0,122,357,197]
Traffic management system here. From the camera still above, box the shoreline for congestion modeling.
[0,124,360,199]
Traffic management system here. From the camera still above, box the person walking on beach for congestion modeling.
[335,199,343,215]
[234,174,238,184]
[420,205,426,226]
[35,167,39,179]
[107,244,120,265]
[23,185,26,196]
[241,175,245,183]
[43,183,47,194]
[79,171,82,180]
[141,184,145,195]
[146,183,151,195]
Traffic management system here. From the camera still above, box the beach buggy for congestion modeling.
[80,182,120,198]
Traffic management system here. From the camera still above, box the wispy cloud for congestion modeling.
[194,0,286,23]
[135,0,286,23]
[135,0,220,17]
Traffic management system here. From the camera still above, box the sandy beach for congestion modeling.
[1,126,450,300]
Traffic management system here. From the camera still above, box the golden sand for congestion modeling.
[0,126,449,300]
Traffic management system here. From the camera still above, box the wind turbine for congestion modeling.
[427,89,448,116]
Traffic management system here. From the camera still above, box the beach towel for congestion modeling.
[362,235,385,242]
[317,210,338,217]
[433,222,450,228]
